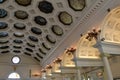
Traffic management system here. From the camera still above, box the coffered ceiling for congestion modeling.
[0,0,99,65]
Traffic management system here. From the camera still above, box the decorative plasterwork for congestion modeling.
[68,0,85,11]
[41,0,107,67]
[38,1,54,14]
[100,7,120,43]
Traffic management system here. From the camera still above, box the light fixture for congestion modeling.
[12,56,21,64]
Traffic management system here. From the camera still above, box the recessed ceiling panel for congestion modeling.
[25,47,33,52]
[68,0,85,11]
[36,53,43,59]
[13,46,22,49]
[14,23,26,30]
[24,52,31,56]
[31,27,42,35]
[1,50,9,54]
[28,36,38,42]
[13,39,23,44]
[0,9,7,18]
[14,32,24,37]
[42,43,51,50]
[0,0,6,3]
[34,57,40,62]
[0,46,9,49]
[14,10,28,19]
[0,40,9,44]
[46,35,56,44]
[27,42,35,47]
[58,11,73,25]
[51,25,63,36]
[0,32,8,37]
[39,48,46,55]
[13,50,21,53]
[0,22,8,29]
[38,1,54,13]
[15,0,32,6]
[34,16,47,25]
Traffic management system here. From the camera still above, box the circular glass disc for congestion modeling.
[12,56,20,64]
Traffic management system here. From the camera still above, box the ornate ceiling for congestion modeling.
[0,0,87,63]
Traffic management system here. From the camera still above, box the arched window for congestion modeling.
[8,72,20,79]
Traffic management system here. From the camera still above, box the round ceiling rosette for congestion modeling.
[34,16,47,25]
[0,32,8,37]
[68,0,85,11]
[1,50,9,54]
[27,42,35,47]
[58,11,73,25]
[31,27,42,35]
[0,9,7,18]
[0,22,8,29]
[0,46,9,49]
[25,47,33,52]
[0,0,6,3]
[42,42,51,50]
[14,23,26,30]
[0,40,9,44]
[15,0,32,6]
[39,48,46,55]
[14,32,24,37]
[13,39,23,44]
[38,1,54,13]
[51,25,63,36]
[14,10,28,19]
[46,35,56,44]
[36,53,43,59]
[28,36,38,42]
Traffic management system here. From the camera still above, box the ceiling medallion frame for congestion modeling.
[0,0,6,3]
[38,1,54,14]
[15,0,32,6]
[0,22,8,29]
[34,16,47,25]
[14,10,28,20]
[51,25,63,36]
[58,11,73,25]
[46,35,56,44]
[68,0,86,11]
[0,9,7,18]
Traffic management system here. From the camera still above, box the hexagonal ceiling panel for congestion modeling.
[0,0,86,63]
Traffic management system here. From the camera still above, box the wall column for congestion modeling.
[77,68,81,80]
[102,55,113,80]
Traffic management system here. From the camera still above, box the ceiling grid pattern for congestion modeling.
[0,0,86,63]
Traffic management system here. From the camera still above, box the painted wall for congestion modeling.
[0,53,41,79]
